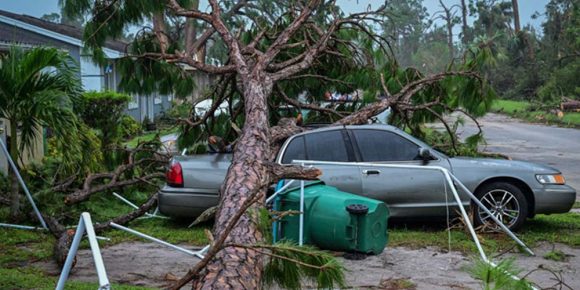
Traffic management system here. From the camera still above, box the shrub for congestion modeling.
[119,115,142,139]
[77,91,131,168]
[77,91,131,147]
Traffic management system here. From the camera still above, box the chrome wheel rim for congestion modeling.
[477,189,520,230]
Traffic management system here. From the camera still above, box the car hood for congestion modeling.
[449,157,561,174]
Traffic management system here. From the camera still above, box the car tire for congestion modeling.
[473,182,528,232]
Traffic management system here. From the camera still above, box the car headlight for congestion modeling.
[536,174,566,185]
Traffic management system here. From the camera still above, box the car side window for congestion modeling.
[305,130,349,162]
[353,129,419,162]
[281,136,306,164]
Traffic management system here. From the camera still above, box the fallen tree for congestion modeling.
[63,0,498,288]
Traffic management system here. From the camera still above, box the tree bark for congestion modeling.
[460,0,469,45]
[9,120,20,220]
[152,12,169,53]
[185,0,199,56]
[446,17,455,61]
[439,0,455,61]
[193,73,274,289]
[512,0,521,33]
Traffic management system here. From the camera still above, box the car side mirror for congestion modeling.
[418,148,433,162]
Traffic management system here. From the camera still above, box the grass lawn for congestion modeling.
[1,211,577,289]
[124,126,179,148]
[0,217,209,290]
[492,99,580,127]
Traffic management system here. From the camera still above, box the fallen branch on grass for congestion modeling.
[62,141,169,204]
[48,193,158,267]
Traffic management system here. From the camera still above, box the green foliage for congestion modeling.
[77,91,132,168]
[0,46,91,178]
[0,267,155,290]
[469,258,532,290]
[78,90,131,144]
[492,99,580,127]
[262,241,345,290]
[537,59,580,101]
[119,115,143,139]
[61,0,197,97]
[167,101,193,119]
[543,249,567,262]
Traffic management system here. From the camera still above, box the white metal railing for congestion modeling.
[56,213,110,290]
[292,159,534,257]
[291,159,537,289]
[109,222,209,259]
[0,138,47,229]
[56,212,210,289]
[112,192,169,220]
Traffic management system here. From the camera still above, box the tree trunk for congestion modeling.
[446,18,454,61]
[152,12,169,53]
[439,0,455,61]
[8,120,20,220]
[185,0,199,56]
[512,0,521,33]
[460,0,469,45]
[194,73,273,289]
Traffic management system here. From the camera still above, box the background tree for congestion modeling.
[381,0,430,66]
[40,12,61,23]
[0,46,84,219]
[433,0,460,61]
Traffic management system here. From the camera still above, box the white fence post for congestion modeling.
[56,213,110,290]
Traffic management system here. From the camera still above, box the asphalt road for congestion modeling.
[442,113,580,198]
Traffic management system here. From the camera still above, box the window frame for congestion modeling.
[348,129,430,163]
[278,129,356,164]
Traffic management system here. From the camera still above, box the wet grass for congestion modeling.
[1,210,577,289]
[492,99,580,127]
[0,218,208,289]
[124,126,178,148]
[388,212,580,254]
[0,267,154,290]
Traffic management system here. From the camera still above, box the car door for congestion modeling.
[279,129,362,194]
[349,129,454,218]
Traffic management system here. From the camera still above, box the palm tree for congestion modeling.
[0,46,82,219]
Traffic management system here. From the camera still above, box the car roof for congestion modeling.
[292,123,400,137]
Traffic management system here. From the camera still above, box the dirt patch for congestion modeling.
[503,242,580,289]
[35,241,579,289]
[35,242,201,288]
[338,247,479,289]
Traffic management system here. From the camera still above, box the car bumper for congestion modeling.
[158,185,219,218]
[533,184,576,214]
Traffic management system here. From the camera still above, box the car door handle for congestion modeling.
[362,169,381,175]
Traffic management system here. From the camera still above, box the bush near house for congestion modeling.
[77,91,132,168]
[119,115,142,139]
[77,91,132,145]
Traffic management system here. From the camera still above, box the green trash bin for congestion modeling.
[275,181,389,254]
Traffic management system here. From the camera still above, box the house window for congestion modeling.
[154,95,162,105]
[128,95,139,110]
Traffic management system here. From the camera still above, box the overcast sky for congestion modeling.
[0,0,550,36]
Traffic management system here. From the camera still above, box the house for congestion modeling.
[0,9,174,123]
[0,10,174,173]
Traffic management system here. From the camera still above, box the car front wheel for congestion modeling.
[474,182,528,231]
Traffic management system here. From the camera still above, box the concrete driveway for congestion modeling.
[445,113,579,198]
